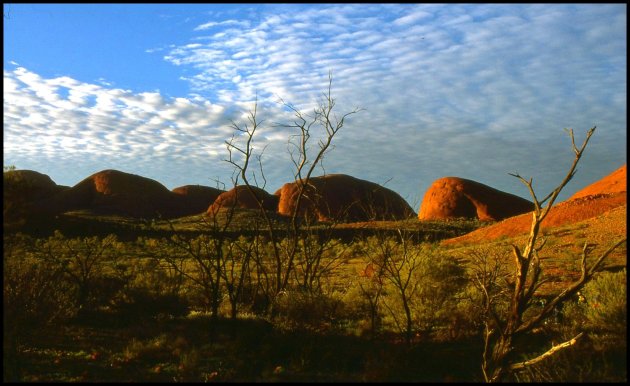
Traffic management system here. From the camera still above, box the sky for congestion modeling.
[3,3,627,209]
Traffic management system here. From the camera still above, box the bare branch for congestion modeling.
[517,237,626,334]
[509,333,584,371]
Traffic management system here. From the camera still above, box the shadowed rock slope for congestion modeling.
[275,174,416,222]
[4,169,69,202]
[38,169,196,219]
[4,170,69,226]
[418,177,534,222]
[172,185,225,215]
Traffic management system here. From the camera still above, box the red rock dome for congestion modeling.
[443,167,628,245]
[4,169,69,225]
[3,169,67,202]
[418,177,534,221]
[172,185,225,215]
[45,169,185,218]
[276,174,416,222]
[207,185,279,215]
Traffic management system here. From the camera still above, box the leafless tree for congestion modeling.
[476,127,627,382]
[225,73,362,312]
[372,229,423,346]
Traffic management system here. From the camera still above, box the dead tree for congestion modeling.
[225,73,362,311]
[477,126,626,382]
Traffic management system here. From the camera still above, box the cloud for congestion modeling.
[3,66,256,188]
[3,4,626,205]
[194,19,251,31]
[394,9,432,26]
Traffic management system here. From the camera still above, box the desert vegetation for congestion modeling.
[3,81,626,382]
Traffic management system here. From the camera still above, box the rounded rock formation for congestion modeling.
[418,177,534,221]
[207,185,279,215]
[4,169,69,226]
[172,185,225,215]
[3,169,67,202]
[443,166,627,245]
[276,174,416,222]
[45,169,186,218]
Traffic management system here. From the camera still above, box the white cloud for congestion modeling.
[394,9,432,26]
[194,19,251,31]
[3,66,258,188]
[3,4,626,204]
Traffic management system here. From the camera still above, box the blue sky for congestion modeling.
[3,3,627,209]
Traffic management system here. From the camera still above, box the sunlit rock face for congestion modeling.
[207,185,279,215]
[275,174,416,222]
[40,169,190,218]
[568,164,626,200]
[172,185,225,215]
[418,177,534,221]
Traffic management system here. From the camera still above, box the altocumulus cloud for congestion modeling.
[4,4,626,206]
[3,66,275,189]
[160,3,626,203]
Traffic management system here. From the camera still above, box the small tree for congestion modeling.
[159,171,256,319]
[368,231,465,346]
[225,73,362,313]
[476,127,627,382]
[35,231,121,313]
[3,233,75,381]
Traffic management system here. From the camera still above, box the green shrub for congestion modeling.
[581,269,626,335]
[3,234,77,328]
[273,289,345,332]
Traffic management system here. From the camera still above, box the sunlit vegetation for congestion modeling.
[3,221,626,382]
[3,84,625,382]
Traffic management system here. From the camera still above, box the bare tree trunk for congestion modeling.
[475,127,627,382]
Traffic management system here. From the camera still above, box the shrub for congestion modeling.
[3,234,77,328]
[112,287,190,321]
[273,289,345,332]
[580,269,626,335]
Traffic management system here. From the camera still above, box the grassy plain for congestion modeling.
[4,206,626,382]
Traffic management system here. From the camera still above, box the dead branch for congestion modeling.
[509,332,584,371]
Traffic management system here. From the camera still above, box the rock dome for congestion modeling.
[418,177,534,221]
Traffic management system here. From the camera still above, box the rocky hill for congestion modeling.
[569,164,626,200]
[275,174,416,222]
[443,165,627,245]
[207,185,279,216]
[418,177,534,221]
[172,185,225,215]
